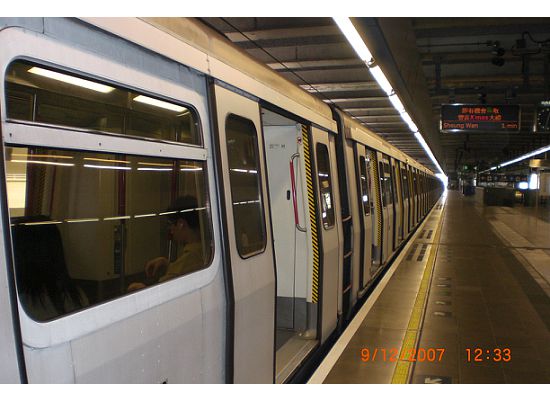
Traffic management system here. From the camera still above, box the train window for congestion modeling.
[379,162,387,207]
[383,162,393,206]
[225,114,267,258]
[392,165,399,205]
[6,146,213,321]
[359,156,370,215]
[4,60,201,146]
[401,168,409,200]
[316,143,335,229]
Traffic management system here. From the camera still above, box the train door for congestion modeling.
[261,108,318,383]
[411,168,419,227]
[311,127,342,344]
[355,145,373,289]
[424,175,428,213]
[390,159,402,249]
[213,84,275,383]
[378,153,393,264]
[401,164,410,238]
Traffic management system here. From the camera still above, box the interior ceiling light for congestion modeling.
[28,67,115,93]
[133,95,186,113]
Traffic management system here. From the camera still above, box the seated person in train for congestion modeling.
[128,196,204,291]
[12,215,89,321]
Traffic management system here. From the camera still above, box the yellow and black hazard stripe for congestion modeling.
[301,124,320,304]
[370,150,383,247]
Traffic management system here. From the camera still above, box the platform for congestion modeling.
[309,190,550,384]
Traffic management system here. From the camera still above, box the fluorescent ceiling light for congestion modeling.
[333,17,373,64]
[388,94,405,113]
[137,167,173,171]
[84,164,131,171]
[28,67,115,93]
[400,111,418,133]
[333,17,443,176]
[369,66,393,96]
[414,131,445,176]
[103,216,131,221]
[66,218,100,223]
[133,95,186,113]
[498,144,550,168]
[11,159,74,167]
[84,157,130,164]
[180,167,203,172]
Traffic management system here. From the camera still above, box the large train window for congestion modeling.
[4,60,201,146]
[316,143,335,229]
[359,156,370,215]
[225,114,267,258]
[6,146,213,322]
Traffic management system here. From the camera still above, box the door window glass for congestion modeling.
[226,114,267,258]
[359,156,370,215]
[316,143,335,229]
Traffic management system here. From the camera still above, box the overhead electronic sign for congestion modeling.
[440,104,520,133]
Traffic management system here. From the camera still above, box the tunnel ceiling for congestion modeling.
[199,17,550,176]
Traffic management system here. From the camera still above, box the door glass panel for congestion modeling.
[359,156,370,215]
[316,143,335,229]
[226,114,267,258]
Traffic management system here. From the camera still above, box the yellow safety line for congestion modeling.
[302,124,320,304]
[391,200,445,384]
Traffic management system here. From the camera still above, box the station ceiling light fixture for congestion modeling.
[480,144,550,173]
[333,17,445,177]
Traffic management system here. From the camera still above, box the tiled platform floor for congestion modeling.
[320,190,550,384]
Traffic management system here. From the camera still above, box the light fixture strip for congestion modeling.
[334,17,446,178]
[482,144,550,172]
[332,17,374,64]
[28,67,115,93]
[414,132,444,175]
[133,95,186,113]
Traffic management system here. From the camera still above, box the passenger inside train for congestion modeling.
[127,196,205,291]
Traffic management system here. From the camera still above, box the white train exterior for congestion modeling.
[0,18,442,383]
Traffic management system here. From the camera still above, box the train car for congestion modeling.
[0,17,443,384]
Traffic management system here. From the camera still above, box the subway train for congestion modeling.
[0,17,443,383]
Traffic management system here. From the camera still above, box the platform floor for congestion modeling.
[310,190,550,384]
